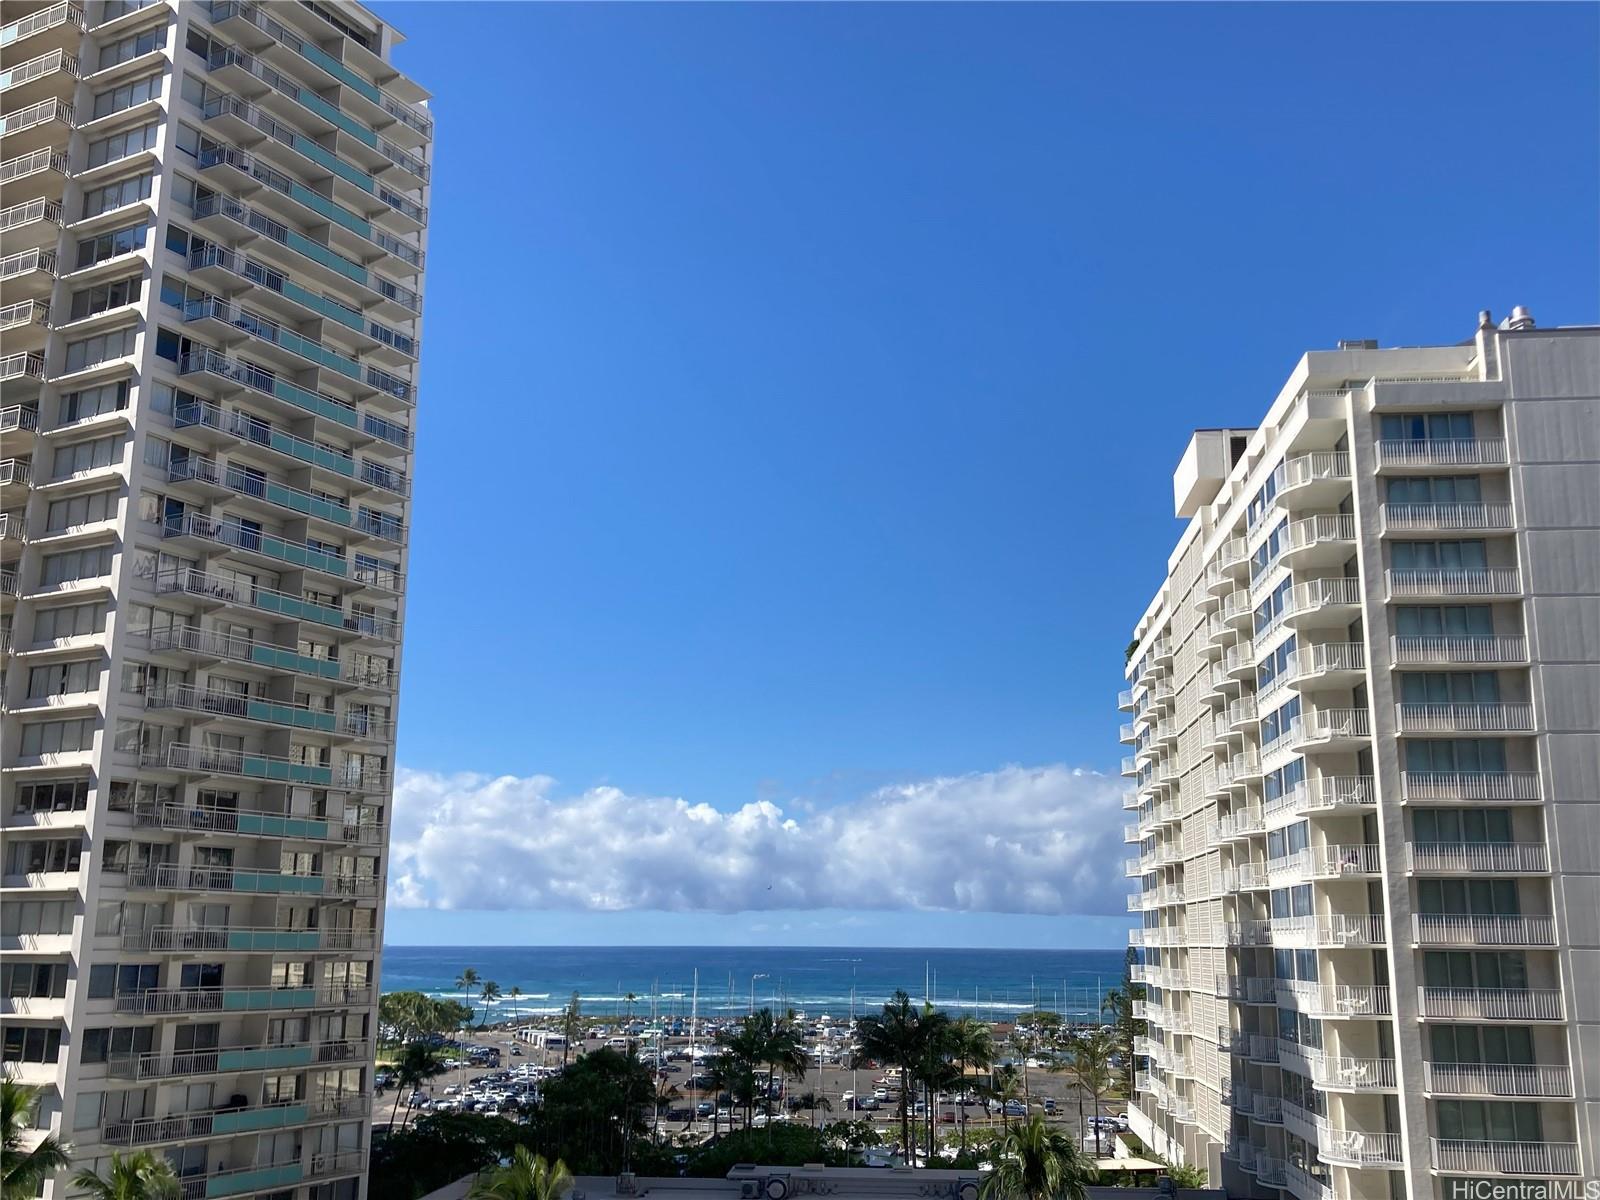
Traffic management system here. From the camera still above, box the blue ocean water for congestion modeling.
[380,945,1129,1020]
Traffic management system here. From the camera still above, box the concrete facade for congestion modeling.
[0,2,429,1196]
[1119,311,1599,1199]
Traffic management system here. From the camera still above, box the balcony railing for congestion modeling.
[0,3,86,47]
[1387,567,1522,597]
[1407,841,1549,874]
[1316,1125,1404,1169]
[1423,1062,1572,1098]
[1275,980,1392,1018]
[111,984,374,1018]
[133,924,378,953]
[1394,701,1534,734]
[143,741,334,788]
[1429,1139,1580,1177]
[1392,634,1527,667]
[125,862,378,898]
[1382,502,1514,532]
[108,1038,369,1080]
[1400,771,1541,803]
[1282,451,1351,490]
[1375,438,1508,469]
[145,682,337,734]
[154,566,399,643]
[163,511,349,579]
[121,799,384,846]
[1416,987,1564,1022]
[1413,913,1555,946]
[1298,707,1370,744]
[147,624,342,683]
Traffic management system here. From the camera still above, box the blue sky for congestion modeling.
[373,2,1599,948]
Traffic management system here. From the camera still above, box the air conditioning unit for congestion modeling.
[958,1181,980,1200]
[739,1183,761,1200]
[764,1175,790,1200]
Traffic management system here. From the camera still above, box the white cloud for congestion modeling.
[387,764,1127,917]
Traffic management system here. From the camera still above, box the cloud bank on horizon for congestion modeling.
[387,764,1127,917]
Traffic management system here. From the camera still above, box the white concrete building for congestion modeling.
[1118,309,1599,1199]
[1,2,429,1195]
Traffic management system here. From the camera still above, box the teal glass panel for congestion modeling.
[300,90,379,147]
[205,1163,304,1198]
[301,41,381,101]
[282,279,363,330]
[221,988,313,1012]
[292,134,374,192]
[213,1104,310,1134]
[286,230,367,283]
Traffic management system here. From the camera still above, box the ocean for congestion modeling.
[379,945,1129,1020]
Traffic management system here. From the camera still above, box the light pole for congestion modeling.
[749,973,768,1015]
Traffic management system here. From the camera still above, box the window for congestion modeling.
[1423,950,1527,991]
[1381,412,1476,443]
[60,380,131,424]
[1417,878,1521,917]
[1396,606,1495,638]
[4,837,84,875]
[1405,739,1507,774]
[3,1026,63,1064]
[75,223,149,271]
[46,490,118,533]
[98,24,166,70]
[40,545,116,586]
[12,779,91,814]
[1,962,69,999]
[1387,475,1483,505]
[88,963,158,999]
[1260,696,1301,747]
[27,659,100,699]
[1263,757,1305,805]
[51,435,120,479]
[1414,809,1514,845]
[64,327,138,374]
[31,602,108,642]
[1391,541,1488,572]
[0,900,75,937]
[81,173,154,220]
[85,119,159,168]
[80,1025,154,1065]
[89,71,162,120]
[68,277,142,323]
[1435,1100,1542,1144]
[1400,672,1501,705]
[19,719,97,756]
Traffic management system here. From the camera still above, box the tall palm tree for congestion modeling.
[980,1114,1096,1200]
[480,981,502,1027]
[70,1151,180,1200]
[508,985,523,1026]
[624,992,638,1021]
[950,1015,994,1153]
[1066,1026,1116,1157]
[560,992,583,1068]
[1102,985,1141,1100]
[3,1080,72,1200]
[469,1147,573,1200]
[854,990,925,1160]
[752,1009,809,1138]
[388,1041,447,1132]
[990,1064,1023,1134]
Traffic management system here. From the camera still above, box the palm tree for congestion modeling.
[624,992,638,1021]
[455,967,480,1084]
[1066,1026,1116,1157]
[508,985,523,1026]
[950,1015,994,1153]
[480,981,502,1027]
[469,1147,573,1200]
[854,990,925,1160]
[560,992,583,1068]
[753,1009,809,1138]
[794,1091,832,1128]
[70,1150,180,1200]
[388,1040,447,1132]
[980,1114,1096,1200]
[990,1064,1023,1134]
[1102,984,1141,1100]
[3,1080,72,1200]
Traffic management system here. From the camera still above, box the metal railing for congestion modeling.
[1416,987,1563,1022]
[1391,634,1527,665]
[1424,1062,1571,1098]
[1394,701,1534,733]
[1387,567,1522,597]
[1413,913,1555,946]
[1407,841,1549,873]
[1400,771,1541,803]
[1383,501,1514,531]
[1376,438,1508,468]
[1,2,85,47]
[108,1038,368,1080]
[0,148,67,184]
[1429,1139,1580,1176]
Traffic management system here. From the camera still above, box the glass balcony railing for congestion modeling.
[162,510,349,579]
[111,986,373,1020]
[125,862,378,898]
[144,682,338,734]
[169,452,354,528]
[146,740,335,787]
[182,293,361,380]
[174,396,355,480]
[108,1038,368,1081]
[124,799,386,846]
[132,925,377,953]
[153,566,399,641]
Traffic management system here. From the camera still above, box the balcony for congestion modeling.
[1382,501,1514,533]
[1269,842,1380,880]
[1413,913,1555,947]
[121,799,383,846]
[1387,566,1522,598]
[1295,707,1371,751]
[1273,577,1365,633]
[125,862,378,899]
[178,1151,365,1200]
[1,3,86,56]
[1316,1125,1404,1169]
[1406,841,1549,874]
[1400,771,1541,804]
[177,346,381,441]
[133,925,377,954]
[1275,980,1391,1018]
[1423,1062,1572,1098]
[1429,1139,1580,1177]
[147,624,340,683]
[1271,913,1387,947]
[1416,987,1564,1022]
[0,148,67,202]
[111,984,373,1019]
[1394,701,1534,734]
[1266,775,1376,821]
[154,567,398,645]
[108,1038,369,1081]
[1280,513,1356,568]
[162,511,350,581]
[1375,438,1508,470]
[102,1093,369,1148]
[143,741,334,788]
[1391,634,1527,666]
[145,682,339,735]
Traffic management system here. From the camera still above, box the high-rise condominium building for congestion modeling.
[1,1,428,1195]
[1119,309,1598,1200]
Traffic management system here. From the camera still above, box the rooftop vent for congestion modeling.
[1338,339,1379,350]
[1501,306,1536,331]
